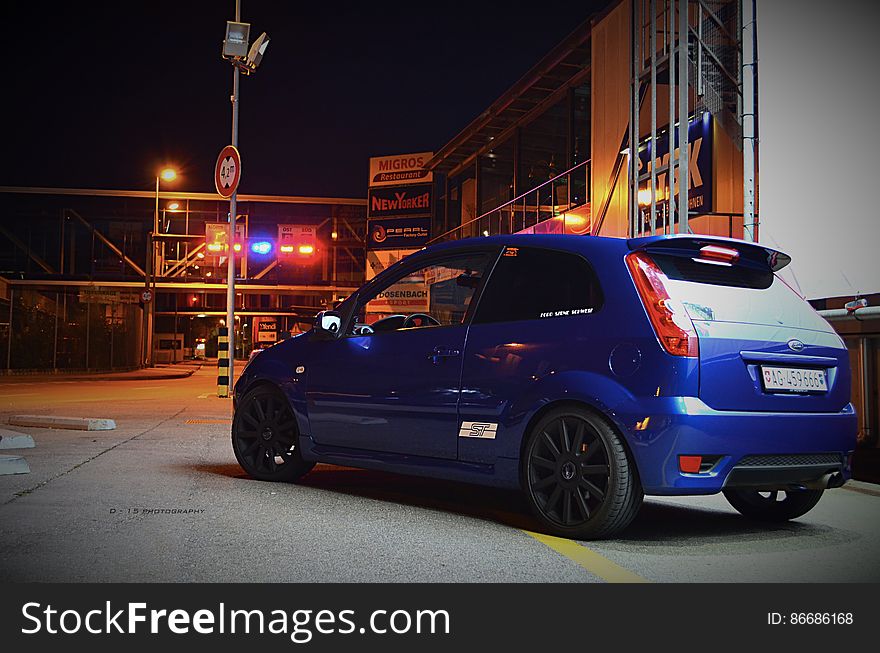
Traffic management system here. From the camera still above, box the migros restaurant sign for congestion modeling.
[369,151,433,187]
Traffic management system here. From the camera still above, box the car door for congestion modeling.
[458,246,606,464]
[306,249,497,459]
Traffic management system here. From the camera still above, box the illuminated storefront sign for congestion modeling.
[638,112,713,216]
[368,152,433,187]
[367,281,430,313]
[367,216,431,249]
[368,184,433,218]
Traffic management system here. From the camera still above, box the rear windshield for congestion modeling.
[652,254,831,331]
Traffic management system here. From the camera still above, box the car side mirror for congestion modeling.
[313,310,342,339]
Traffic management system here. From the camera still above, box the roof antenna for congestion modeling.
[763,233,804,297]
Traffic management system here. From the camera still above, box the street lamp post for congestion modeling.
[227,0,240,383]
[145,167,177,366]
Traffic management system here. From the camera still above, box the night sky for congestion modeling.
[4,1,606,199]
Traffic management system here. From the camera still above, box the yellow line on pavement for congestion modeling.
[523,530,649,583]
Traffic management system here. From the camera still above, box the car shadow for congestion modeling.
[189,462,858,546]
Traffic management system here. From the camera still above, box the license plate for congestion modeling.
[761,366,827,393]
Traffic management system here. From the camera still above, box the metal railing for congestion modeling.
[429,160,591,244]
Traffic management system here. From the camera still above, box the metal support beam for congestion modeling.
[251,260,278,280]
[629,0,640,237]
[164,242,206,278]
[650,0,658,233]
[0,225,55,274]
[668,0,677,231]
[678,0,689,234]
[66,209,146,277]
[742,0,758,241]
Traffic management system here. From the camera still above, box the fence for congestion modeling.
[0,287,143,373]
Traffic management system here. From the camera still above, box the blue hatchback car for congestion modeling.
[232,234,856,539]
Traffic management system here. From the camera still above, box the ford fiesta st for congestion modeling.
[232,234,856,539]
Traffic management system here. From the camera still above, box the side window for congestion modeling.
[472,247,602,324]
[349,252,494,334]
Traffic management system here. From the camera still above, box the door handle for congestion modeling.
[428,347,461,364]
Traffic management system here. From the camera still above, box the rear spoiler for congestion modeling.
[626,235,791,272]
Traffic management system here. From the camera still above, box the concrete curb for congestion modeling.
[0,429,36,449]
[0,455,30,475]
[0,364,202,384]
[8,415,116,431]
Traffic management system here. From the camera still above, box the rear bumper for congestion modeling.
[723,460,846,490]
[622,397,857,495]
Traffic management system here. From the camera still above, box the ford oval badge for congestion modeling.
[787,339,805,352]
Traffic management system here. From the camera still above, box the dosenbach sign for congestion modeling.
[369,152,433,187]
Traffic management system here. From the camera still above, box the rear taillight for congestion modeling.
[626,251,699,357]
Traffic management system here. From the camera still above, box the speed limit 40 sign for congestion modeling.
[215,145,241,197]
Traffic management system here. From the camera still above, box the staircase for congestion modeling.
[428,160,591,244]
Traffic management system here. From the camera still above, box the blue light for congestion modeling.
[251,241,272,255]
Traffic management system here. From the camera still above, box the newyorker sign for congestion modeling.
[369,152,433,187]
[368,184,433,218]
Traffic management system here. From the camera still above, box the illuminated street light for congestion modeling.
[168,201,181,211]
[145,166,178,367]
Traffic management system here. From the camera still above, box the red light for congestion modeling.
[679,455,703,474]
[699,244,740,263]
[626,251,698,357]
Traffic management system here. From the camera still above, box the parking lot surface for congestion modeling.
[1,366,878,582]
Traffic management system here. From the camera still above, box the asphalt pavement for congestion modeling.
[1,366,878,583]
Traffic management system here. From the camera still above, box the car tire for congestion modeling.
[232,385,314,482]
[522,406,643,540]
[722,487,824,521]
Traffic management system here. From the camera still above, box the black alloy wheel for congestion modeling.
[523,407,642,539]
[232,385,314,482]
